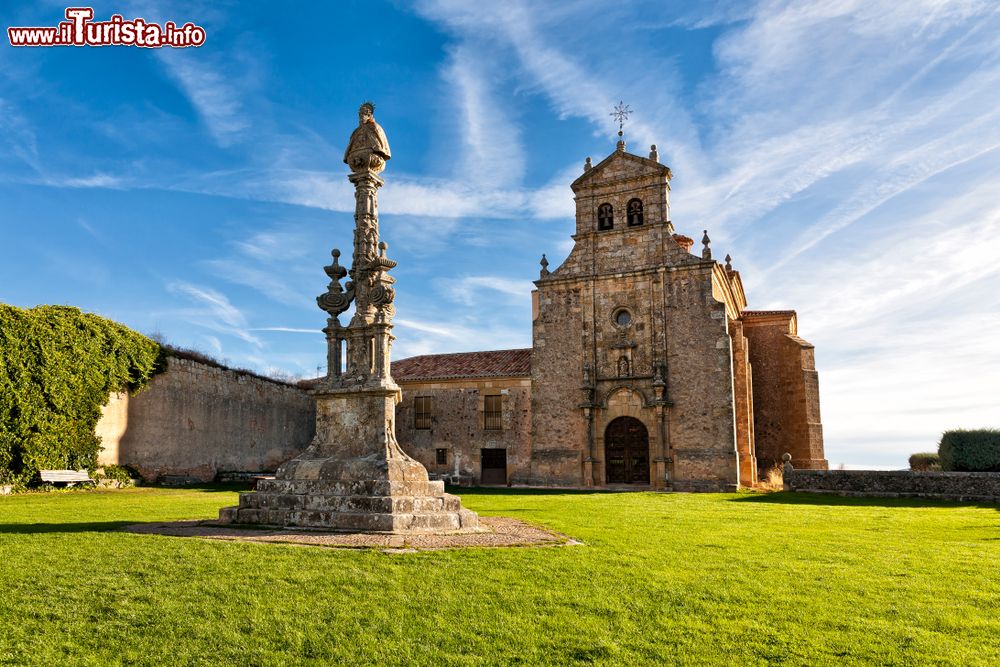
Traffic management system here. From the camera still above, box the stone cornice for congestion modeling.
[535,260,714,288]
[741,309,799,335]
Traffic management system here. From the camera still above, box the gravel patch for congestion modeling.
[123,516,581,551]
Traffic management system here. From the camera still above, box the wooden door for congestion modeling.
[604,417,650,484]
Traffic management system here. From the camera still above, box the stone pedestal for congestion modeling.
[219,383,478,532]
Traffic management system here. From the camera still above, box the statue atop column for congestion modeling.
[219,101,479,534]
[344,101,391,174]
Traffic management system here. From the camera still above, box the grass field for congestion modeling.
[1,487,999,666]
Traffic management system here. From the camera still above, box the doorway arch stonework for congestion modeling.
[595,388,655,485]
[603,416,650,484]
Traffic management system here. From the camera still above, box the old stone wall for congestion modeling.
[729,319,756,486]
[530,282,588,485]
[96,357,315,482]
[662,265,740,491]
[785,468,1000,502]
[395,377,532,485]
[743,312,827,471]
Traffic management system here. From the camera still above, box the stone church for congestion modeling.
[393,140,827,491]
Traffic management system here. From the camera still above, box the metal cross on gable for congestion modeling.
[610,101,632,138]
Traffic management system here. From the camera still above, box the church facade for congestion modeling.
[393,141,827,491]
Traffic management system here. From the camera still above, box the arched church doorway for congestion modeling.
[604,416,650,484]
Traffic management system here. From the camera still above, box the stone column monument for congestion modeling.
[219,102,478,532]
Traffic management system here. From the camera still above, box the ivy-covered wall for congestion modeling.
[0,305,163,486]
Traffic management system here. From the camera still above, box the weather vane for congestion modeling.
[610,101,632,139]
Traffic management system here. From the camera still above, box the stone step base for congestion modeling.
[218,504,479,533]
[255,478,446,497]
[239,490,465,514]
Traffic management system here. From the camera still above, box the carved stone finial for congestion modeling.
[616,139,626,153]
[317,248,354,318]
[649,144,659,162]
[539,253,550,278]
[725,254,733,271]
[701,230,712,260]
[344,100,391,174]
[584,156,592,172]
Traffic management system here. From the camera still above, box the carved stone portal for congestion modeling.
[219,103,479,532]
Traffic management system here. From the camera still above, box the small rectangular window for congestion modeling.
[414,396,432,430]
[484,394,502,431]
[435,448,447,465]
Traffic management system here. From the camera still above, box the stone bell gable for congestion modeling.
[551,144,697,280]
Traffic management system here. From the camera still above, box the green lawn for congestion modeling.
[1,487,999,666]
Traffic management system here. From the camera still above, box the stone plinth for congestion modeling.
[219,384,479,532]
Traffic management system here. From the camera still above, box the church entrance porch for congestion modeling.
[604,417,650,484]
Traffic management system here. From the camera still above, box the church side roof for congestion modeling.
[742,310,796,318]
[392,348,532,381]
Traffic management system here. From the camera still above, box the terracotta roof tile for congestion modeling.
[392,348,531,381]
[741,310,796,318]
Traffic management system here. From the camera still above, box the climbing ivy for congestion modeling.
[0,305,164,486]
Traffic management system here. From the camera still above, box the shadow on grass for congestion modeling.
[142,482,252,493]
[731,491,1000,510]
[447,486,619,496]
[0,521,140,534]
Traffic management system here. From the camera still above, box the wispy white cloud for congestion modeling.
[395,317,465,340]
[235,229,314,262]
[441,275,535,307]
[203,258,312,308]
[156,51,250,147]
[75,219,99,239]
[203,334,223,356]
[251,326,320,334]
[0,98,41,175]
[442,44,524,188]
[166,281,262,346]
[57,173,124,189]
[392,315,528,360]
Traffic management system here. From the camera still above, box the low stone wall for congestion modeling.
[96,357,315,483]
[784,468,1000,502]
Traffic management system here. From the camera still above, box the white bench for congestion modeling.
[40,470,95,487]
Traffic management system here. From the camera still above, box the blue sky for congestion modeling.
[2,1,999,468]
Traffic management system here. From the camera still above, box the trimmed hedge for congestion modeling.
[938,429,1000,472]
[908,452,940,471]
[0,305,164,486]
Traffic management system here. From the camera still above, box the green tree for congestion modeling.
[0,305,164,486]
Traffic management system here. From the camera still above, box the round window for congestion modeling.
[614,309,632,327]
